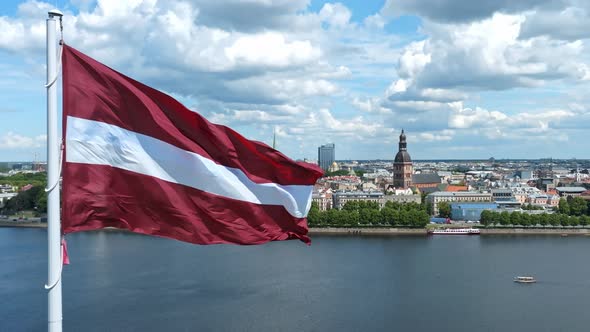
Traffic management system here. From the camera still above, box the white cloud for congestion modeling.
[397,40,431,79]
[352,97,392,114]
[520,5,590,41]
[301,108,393,138]
[0,132,46,149]
[413,130,455,142]
[316,65,352,79]
[1,0,589,159]
[225,32,320,69]
[381,0,566,23]
[319,3,352,28]
[448,103,509,129]
[392,13,590,94]
[390,100,450,112]
[364,13,386,29]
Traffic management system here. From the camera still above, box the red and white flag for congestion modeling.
[61,45,323,245]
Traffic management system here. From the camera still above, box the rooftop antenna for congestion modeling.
[272,127,276,149]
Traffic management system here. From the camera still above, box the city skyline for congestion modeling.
[1,0,590,162]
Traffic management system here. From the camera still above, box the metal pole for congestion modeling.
[47,9,63,332]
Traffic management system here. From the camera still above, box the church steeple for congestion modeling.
[399,129,407,151]
[393,129,413,188]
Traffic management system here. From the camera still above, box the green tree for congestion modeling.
[488,211,500,225]
[510,212,522,226]
[358,209,371,225]
[414,211,430,228]
[324,209,339,225]
[426,202,433,216]
[307,202,320,226]
[349,210,360,226]
[380,207,395,226]
[558,198,570,215]
[538,213,548,226]
[399,210,410,226]
[499,211,511,226]
[559,214,570,226]
[520,213,531,227]
[3,186,46,214]
[342,201,359,211]
[480,210,491,226]
[0,172,47,188]
[368,209,381,225]
[569,197,588,216]
[528,213,539,226]
[438,202,451,218]
[548,213,559,226]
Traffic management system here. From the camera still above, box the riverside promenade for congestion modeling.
[309,227,590,236]
[2,221,589,236]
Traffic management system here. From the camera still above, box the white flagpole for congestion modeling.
[46,9,63,332]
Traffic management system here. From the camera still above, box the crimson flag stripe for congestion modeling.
[62,164,310,245]
[62,45,323,186]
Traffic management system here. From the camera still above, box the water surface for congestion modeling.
[1,228,589,331]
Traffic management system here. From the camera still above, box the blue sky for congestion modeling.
[1,0,589,162]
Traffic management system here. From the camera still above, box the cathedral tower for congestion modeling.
[393,129,413,188]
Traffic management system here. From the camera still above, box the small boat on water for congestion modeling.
[427,228,480,235]
[514,276,536,283]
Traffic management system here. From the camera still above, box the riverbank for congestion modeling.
[2,221,589,236]
[479,228,590,235]
[309,227,590,236]
[0,221,45,228]
[309,227,426,236]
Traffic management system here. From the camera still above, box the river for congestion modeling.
[1,228,589,331]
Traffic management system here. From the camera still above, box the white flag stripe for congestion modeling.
[66,116,312,218]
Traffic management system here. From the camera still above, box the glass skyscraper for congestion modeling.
[318,143,335,171]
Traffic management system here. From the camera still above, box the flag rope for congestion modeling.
[44,235,65,290]
[45,43,63,89]
[44,37,63,194]
[44,142,63,193]
[44,37,64,292]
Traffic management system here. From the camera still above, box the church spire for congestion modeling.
[393,129,412,189]
[399,129,407,151]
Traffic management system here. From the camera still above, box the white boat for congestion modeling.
[427,228,480,235]
[514,276,536,283]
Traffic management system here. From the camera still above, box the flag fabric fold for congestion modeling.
[61,44,323,245]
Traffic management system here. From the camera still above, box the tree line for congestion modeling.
[480,210,590,227]
[557,197,588,216]
[307,201,430,228]
[1,185,47,215]
[0,173,48,215]
[439,196,590,227]
[0,172,47,188]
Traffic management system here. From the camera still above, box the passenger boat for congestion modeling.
[427,228,480,235]
[514,276,536,283]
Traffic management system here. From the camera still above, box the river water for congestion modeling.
[1,228,590,331]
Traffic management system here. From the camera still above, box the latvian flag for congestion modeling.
[61,45,323,245]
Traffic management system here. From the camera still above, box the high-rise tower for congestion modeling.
[318,143,335,171]
[393,130,413,188]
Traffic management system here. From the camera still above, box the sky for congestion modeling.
[0,0,589,162]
